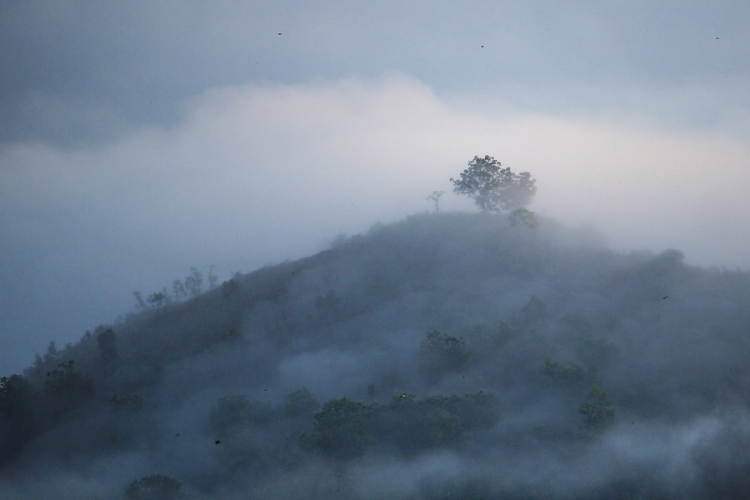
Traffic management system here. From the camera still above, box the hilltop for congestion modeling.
[2,212,750,499]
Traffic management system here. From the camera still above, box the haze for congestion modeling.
[1,0,749,376]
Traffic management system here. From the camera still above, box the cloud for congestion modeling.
[1,75,749,375]
[3,1,750,146]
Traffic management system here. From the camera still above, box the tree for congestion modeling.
[43,360,94,420]
[207,264,218,290]
[146,289,169,308]
[96,327,119,366]
[124,474,182,500]
[419,330,470,378]
[184,267,203,298]
[579,385,615,432]
[302,397,373,459]
[209,395,276,435]
[450,155,536,213]
[282,387,319,418]
[509,208,539,229]
[426,190,444,212]
[0,374,37,463]
[172,279,187,302]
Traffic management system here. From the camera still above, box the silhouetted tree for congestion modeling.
[426,190,444,212]
[43,360,94,420]
[208,264,218,290]
[133,291,147,311]
[172,280,187,301]
[221,279,241,298]
[0,374,37,463]
[96,327,119,365]
[146,289,169,308]
[450,155,536,213]
[184,267,203,298]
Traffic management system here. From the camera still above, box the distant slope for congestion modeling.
[3,212,750,499]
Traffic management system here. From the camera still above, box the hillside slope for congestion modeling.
[2,212,750,499]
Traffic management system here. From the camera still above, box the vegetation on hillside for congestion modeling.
[1,163,750,497]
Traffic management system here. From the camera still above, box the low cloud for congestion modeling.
[1,76,749,374]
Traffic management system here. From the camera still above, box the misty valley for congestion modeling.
[2,211,750,498]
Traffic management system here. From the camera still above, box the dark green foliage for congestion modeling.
[107,394,143,412]
[11,212,750,496]
[0,374,37,463]
[542,359,586,388]
[124,474,182,500]
[371,392,459,453]
[221,279,241,298]
[315,290,342,321]
[147,290,169,308]
[510,207,539,229]
[457,390,501,430]
[209,395,276,435]
[450,155,536,213]
[281,387,319,419]
[44,360,93,395]
[0,375,34,420]
[304,397,373,459]
[575,333,620,372]
[380,393,462,452]
[420,330,469,378]
[43,360,94,420]
[303,391,500,459]
[96,327,119,365]
[580,385,615,432]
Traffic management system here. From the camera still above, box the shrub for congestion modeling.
[419,330,469,378]
[580,385,615,432]
[124,474,182,500]
[281,388,319,419]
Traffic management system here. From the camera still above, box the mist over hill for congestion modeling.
[2,212,750,499]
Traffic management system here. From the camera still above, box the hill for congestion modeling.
[2,212,750,499]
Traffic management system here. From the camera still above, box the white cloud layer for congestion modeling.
[1,76,749,374]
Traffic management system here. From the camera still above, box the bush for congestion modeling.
[419,330,469,378]
[209,395,276,435]
[124,474,182,500]
[303,397,373,459]
[0,374,37,463]
[542,359,587,389]
[281,388,319,419]
[42,360,95,420]
[580,385,615,432]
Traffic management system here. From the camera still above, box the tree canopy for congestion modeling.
[450,155,536,213]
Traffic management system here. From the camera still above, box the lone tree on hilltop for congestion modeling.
[451,155,536,213]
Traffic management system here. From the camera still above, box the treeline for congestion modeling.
[131,266,242,311]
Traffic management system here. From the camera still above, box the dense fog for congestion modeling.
[2,212,750,498]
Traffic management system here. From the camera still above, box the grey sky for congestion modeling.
[1,1,749,374]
